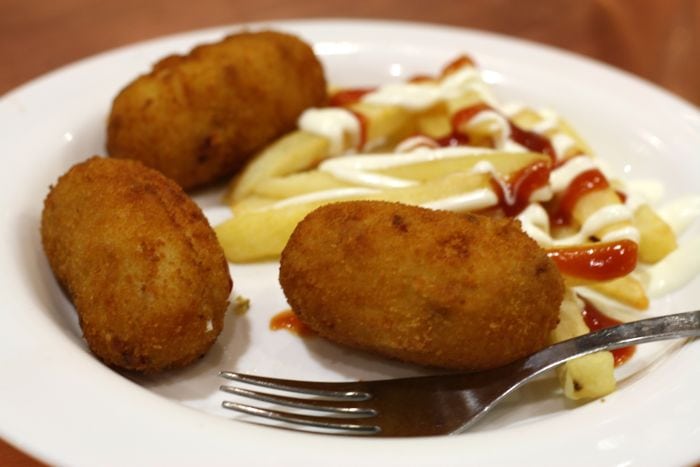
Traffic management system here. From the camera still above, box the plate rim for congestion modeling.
[1,18,699,466]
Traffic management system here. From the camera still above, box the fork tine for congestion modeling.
[220,385,377,417]
[221,401,380,434]
[219,371,370,400]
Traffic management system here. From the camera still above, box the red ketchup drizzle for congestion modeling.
[451,103,493,131]
[349,110,368,150]
[328,88,375,107]
[451,104,556,160]
[270,310,314,337]
[551,168,610,226]
[441,55,476,76]
[580,299,636,366]
[508,124,556,160]
[434,131,471,147]
[491,161,551,217]
[546,239,638,282]
[408,75,434,83]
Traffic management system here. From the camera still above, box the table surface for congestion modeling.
[2,0,698,465]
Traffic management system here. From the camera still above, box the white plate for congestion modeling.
[1,19,699,467]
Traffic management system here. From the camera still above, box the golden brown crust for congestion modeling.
[41,157,232,372]
[279,201,564,371]
[106,30,327,190]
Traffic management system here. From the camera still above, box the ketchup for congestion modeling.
[551,168,610,225]
[349,110,368,150]
[269,310,315,337]
[451,103,556,159]
[441,55,476,76]
[407,74,434,83]
[491,160,551,216]
[580,299,635,366]
[434,131,471,147]
[546,239,638,282]
[508,124,556,160]
[451,103,493,132]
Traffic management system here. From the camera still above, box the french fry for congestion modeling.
[251,170,353,200]
[217,172,491,262]
[415,104,451,138]
[556,118,595,158]
[550,291,616,400]
[227,130,329,203]
[634,203,677,263]
[216,203,319,262]
[230,195,281,214]
[572,188,634,241]
[375,152,549,182]
[444,92,484,116]
[508,108,593,160]
[588,276,649,310]
[347,102,415,150]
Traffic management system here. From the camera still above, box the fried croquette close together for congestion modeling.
[107,30,327,190]
[41,157,232,372]
[280,201,565,371]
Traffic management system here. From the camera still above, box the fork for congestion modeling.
[219,310,699,437]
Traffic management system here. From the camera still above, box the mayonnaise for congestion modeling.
[298,107,360,156]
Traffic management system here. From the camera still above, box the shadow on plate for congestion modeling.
[290,330,581,431]
[132,304,251,401]
[16,212,84,347]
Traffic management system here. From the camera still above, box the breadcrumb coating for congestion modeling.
[280,201,563,370]
[41,157,232,372]
[107,30,327,190]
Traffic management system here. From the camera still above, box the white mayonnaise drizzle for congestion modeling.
[624,179,665,211]
[298,107,360,156]
[657,196,700,234]
[639,236,700,298]
[549,156,597,193]
[319,146,508,189]
[269,187,379,210]
[530,108,559,133]
[550,133,577,159]
[362,66,493,110]
[292,62,700,305]
[466,110,511,148]
[517,203,638,247]
[421,189,498,212]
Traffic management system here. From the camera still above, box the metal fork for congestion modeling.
[219,310,699,437]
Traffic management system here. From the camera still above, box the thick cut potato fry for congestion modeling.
[634,203,677,263]
[226,131,329,203]
[347,102,414,150]
[508,109,593,160]
[415,104,451,138]
[550,291,616,400]
[376,152,549,182]
[217,172,491,262]
[444,92,484,116]
[588,275,649,310]
[572,188,633,240]
[250,170,354,200]
[246,151,546,204]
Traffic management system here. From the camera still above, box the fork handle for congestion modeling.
[520,310,700,377]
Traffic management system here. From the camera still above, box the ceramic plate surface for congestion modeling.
[1,19,699,467]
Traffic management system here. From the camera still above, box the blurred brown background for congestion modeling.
[2,0,699,104]
[1,0,698,464]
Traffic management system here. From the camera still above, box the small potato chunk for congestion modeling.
[41,157,232,372]
[279,201,564,370]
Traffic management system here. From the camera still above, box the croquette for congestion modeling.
[279,201,564,371]
[41,157,232,372]
[107,30,327,190]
